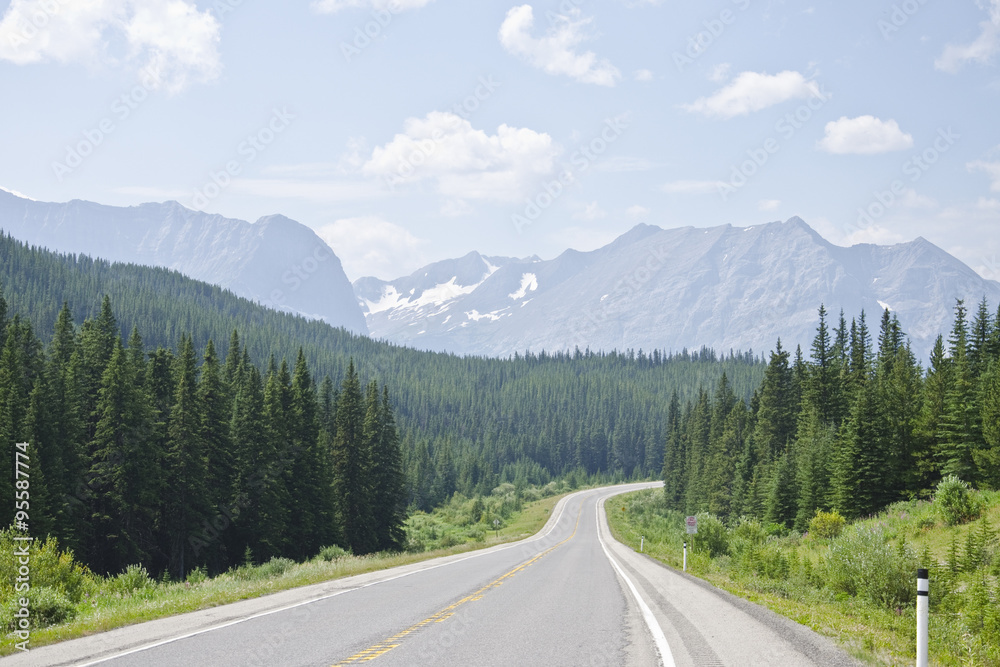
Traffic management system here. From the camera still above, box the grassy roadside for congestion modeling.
[0,487,566,656]
[607,487,1000,666]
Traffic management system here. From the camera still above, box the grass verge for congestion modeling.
[607,487,1000,666]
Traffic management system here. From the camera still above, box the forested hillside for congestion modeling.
[0,232,765,576]
[664,302,1000,526]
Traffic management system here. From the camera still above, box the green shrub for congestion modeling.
[109,564,153,595]
[317,545,352,562]
[690,513,728,557]
[186,566,208,585]
[257,557,296,579]
[824,525,917,608]
[934,475,982,526]
[0,531,94,605]
[1,586,77,631]
[809,510,846,539]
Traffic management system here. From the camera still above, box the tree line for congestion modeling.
[0,294,406,578]
[0,232,766,509]
[663,301,1000,528]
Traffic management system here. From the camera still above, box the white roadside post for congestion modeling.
[684,515,697,572]
[917,568,929,667]
[640,536,645,553]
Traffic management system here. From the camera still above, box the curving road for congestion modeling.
[10,483,860,666]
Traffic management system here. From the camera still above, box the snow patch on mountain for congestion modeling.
[508,273,538,300]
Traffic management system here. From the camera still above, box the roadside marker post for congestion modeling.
[684,516,697,572]
[640,536,644,553]
[917,568,929,667]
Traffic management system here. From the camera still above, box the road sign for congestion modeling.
[686,515,698,534]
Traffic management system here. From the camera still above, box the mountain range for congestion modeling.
[3,188,998,360]
[0,188,366,334]
[355,219,1000,360]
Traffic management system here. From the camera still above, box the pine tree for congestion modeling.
[332,359,375,554]
[939,301,981,482]
[969,297,993,380]
[88,338,158,574]
[793,406,836,530]
[369,385,406,551]
[975,360,1000,489]
[753,340,795,465]
[286,349,328,558]
[662,392,684,508]
[164,335,209,578]
[832,380,889,519]
[230,359,288,563]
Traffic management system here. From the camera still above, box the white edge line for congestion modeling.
[75,486,585,666]
[596,495,676,667]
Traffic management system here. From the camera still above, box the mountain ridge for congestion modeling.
[0,189,367,334]
[355,218,1000,359]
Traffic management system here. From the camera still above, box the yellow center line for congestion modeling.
[331,499,586,666]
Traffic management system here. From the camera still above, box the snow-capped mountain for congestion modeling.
[354,218,1000,359]
[0,189,367,334]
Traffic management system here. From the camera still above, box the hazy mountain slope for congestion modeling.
[0,189,366,334]
[355,218,1000,359]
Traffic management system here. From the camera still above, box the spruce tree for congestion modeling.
[332,359,375,554]
[89,338,158,574]
[369,385,407,551]
[977,360,1000,488]
[164,335,209,578]
[939,301,981,482]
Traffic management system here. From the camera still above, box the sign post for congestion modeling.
[493,518,500,538]
[684,516,697,572]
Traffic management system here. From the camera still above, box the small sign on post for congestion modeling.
[493,518,501,538]
[686,515,698,534]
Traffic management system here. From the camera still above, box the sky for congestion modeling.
[1,0,998,282]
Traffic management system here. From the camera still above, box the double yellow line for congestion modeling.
[332,501,584,665]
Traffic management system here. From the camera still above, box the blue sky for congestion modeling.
[1,0,998,281]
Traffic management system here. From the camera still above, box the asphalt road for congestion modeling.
[9,483,861,666]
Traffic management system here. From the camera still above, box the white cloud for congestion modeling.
[440,199,474,217]
[681,70,823,119]
[661,179,726,194]
[572,201,606,220]
[708,63,731,83]
[317,217,428,281]
[499,5,621,87]
[594,156,658,173]
[935,1,1000,73]
[758,199,781,211]
[626,205,650,218]
[362,111,559,201]
[634,68,653,81]
[969,159,1000,191]
[817,116,914,155]
[311,0,433,13]
[0,0,221,93]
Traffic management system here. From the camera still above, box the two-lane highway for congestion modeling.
[11,483,861,666]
